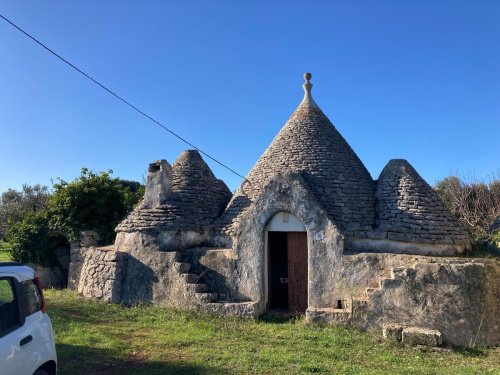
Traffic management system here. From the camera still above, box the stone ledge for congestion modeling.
[305,307,352,324]
[402,327,442,347]
[204,302,259,318]
[382,323,442,347]
[347,237,470,256]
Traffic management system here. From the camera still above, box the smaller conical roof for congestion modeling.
[375,159,470,245]
[116,150,232,232]
[169,150,232,226]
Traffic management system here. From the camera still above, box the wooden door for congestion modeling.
[287,232,308,313]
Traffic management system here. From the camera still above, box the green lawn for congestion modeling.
[0,241,12,261]
[44,290,499,375]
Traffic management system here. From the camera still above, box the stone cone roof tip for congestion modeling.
[299,72,319,109]
[116,149,232,232]
[375,159,471,245]
[221,73,376,234]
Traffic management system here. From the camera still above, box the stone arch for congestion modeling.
[230,172,344,315]
[265,211,306,232]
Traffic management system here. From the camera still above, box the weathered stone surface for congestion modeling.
[222,172,343,309]
[328,253,500,347]
[402,327,442,347]
[76,247,126,303]
[383,323,404,342]
[116,150,232,235]
[374,159,471,250]
[305,308,351,324]
[80,231,100,247]
[143,160,172,208]
[182,248,240,302]
[204,301,259,318]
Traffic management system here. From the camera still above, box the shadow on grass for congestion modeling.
[57,343,228,375]
[48,303,116,326]
[258,312,302,324]
[455,347,488,358]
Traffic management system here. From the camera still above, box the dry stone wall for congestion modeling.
[76,247,126,303]
[309,252,500,347]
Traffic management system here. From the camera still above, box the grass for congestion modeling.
[44,289,500,375]
[0,241,12,261]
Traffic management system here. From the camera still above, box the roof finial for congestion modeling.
[300,72,318,108]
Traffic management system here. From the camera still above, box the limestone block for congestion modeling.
[383,323,404,342]
[80,231,101,247]
[402,327,442,347]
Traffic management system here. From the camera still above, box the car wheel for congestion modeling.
[33,369,49,375]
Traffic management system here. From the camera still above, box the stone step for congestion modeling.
[181,273,198,283]
[204,301,259,318]
[186,283,208,293]
[195,292,218,303]
[173,262,191,274]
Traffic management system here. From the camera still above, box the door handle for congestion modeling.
[20,335,32,347]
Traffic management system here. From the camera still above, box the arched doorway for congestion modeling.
[266,212,308,314]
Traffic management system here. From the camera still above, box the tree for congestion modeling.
[0,184,50,239]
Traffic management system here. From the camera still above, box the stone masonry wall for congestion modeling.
[70,247,126,303]
[226,172,344,309]
[322,253,500,347]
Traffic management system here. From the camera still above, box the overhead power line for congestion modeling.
[0,14,247,181]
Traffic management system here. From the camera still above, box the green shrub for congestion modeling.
[5,168,144,266]
[47,168,142,243]
[6,211,57,266]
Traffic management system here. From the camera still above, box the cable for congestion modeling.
[0,14,248,182]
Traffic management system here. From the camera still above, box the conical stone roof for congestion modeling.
[117,150,232,232]
[169,150,232,227]
[221,74,375,234]
[375,159,471,245]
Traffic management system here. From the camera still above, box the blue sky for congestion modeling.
[1,1,499,193]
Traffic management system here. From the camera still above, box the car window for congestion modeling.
[23,280,43,315]
[0,278,20,336]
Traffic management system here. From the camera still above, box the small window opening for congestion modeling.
[336,299,343,309]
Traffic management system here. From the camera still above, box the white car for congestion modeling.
[0,262,57,375]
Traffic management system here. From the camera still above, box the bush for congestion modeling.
[5,168,144,265]
[7,211,55,266]
[435,174,500,238]
[47,168,142,243]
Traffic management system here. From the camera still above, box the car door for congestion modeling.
[0,276,33,375]
[21,278,55,374]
